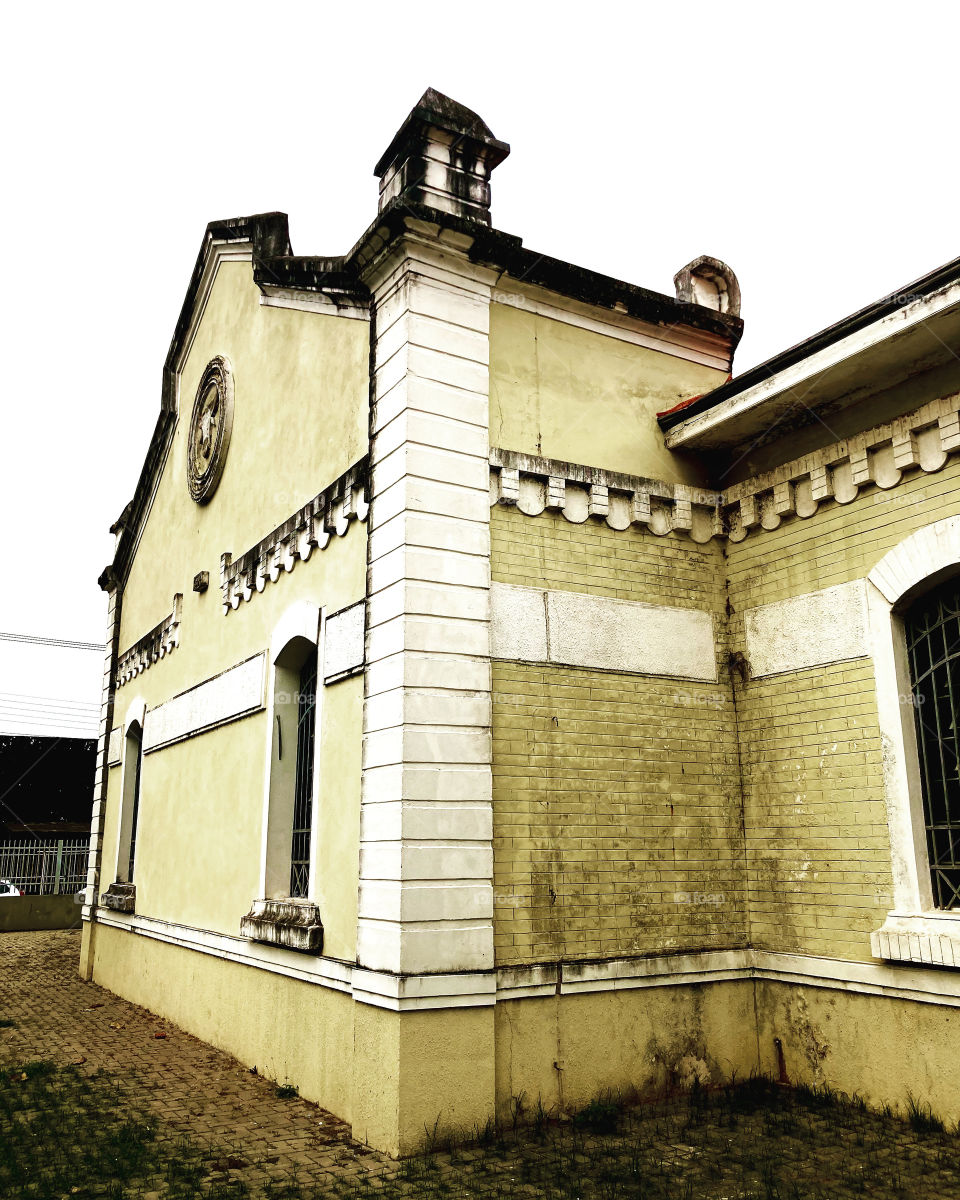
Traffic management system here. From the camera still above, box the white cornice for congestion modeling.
[258,285,368,322]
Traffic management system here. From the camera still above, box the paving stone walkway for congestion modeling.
[0,929,391,1187]
[4,930,960,1200]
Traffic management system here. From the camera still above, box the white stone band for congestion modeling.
[743,580,869,678]
[143,653,266,752]
[490,582,718,682]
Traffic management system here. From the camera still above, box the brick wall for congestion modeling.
[727,461,960,962]
[490,453,960,969]
[490,506,747,966]
[734,660,890,960]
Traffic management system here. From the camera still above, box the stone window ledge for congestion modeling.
[100,881,136,914]
[871,913,960,967]
[240,898,323,954]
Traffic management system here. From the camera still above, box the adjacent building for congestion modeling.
[82,88,960,1153]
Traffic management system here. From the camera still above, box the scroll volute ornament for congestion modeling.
[187,356,234,504]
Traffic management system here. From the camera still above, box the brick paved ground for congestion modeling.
[4,930,960,1199]
[0,929,392,1189]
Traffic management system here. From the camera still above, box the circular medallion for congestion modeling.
[186,356,234,504]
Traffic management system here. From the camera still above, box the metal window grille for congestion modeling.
[905,580,960,909]
[289,650,318,898]
[0,838,89,895]
[127,735,143,883]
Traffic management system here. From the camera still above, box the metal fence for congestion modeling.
[0,838,89,896]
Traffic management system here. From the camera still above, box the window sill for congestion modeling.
[240,898,323,955]
[100,881,136,914]
[871,913,960,967]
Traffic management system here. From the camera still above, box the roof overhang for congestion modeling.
[661,259,960,452]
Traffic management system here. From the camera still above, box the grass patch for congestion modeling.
[906,1091,946,1134]
[275,1083,299,1100]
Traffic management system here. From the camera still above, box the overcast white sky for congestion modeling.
[1,1,957,729]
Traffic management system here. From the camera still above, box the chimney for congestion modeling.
[374,88,510,226]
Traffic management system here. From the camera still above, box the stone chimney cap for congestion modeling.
[374,88,510,178]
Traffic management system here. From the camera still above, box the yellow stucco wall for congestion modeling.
[116,258,368,683]
[98,258,369,957]
[490,505,746,965]
[488,303,726,483]
[88,922,357,1125]
[755,981,960,1123]
[495,981,758,1116]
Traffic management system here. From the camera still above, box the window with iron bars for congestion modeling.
[289,650,318,898]
[905,579,960,910]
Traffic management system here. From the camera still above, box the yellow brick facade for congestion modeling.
[490,505,747,965]
[726,460,960,962]
[735,660,889,960]
[490,455,960,968]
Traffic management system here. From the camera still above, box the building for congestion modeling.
[82,88,960,1154]
[0,632,100,900]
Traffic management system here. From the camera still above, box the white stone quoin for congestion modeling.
[358,234,496,976]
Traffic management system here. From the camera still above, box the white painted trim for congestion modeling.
[323,600,365,682]
[83,911,960,1010]
[123,696,147,738]
[867,515,960,606]
[359,238,496,976]
[666,279,960,447]
[258,286,369,322]
[866,580,931,915]
[142,655,266,753]
[269,602,323,665]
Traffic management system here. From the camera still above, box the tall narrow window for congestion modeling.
[905,579,960,910]
[289,650,318,898]
[127,731,144,883]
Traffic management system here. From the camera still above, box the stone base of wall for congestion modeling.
[754,980,960,1117]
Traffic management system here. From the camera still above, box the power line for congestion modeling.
[0,703,98,723]
[0,692,100,714]
[0,631,103,652]
[0,700,98,720]
[0,713,98,729]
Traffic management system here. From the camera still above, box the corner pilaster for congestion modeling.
[358,230,496,976]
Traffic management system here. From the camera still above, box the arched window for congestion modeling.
[262,631,320,900]
[289,648,318,898]
[114,705,146,887]
[904,579,960,910]
[241,602,324,954]
[101,703,145,914]
[123,721,144,884]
